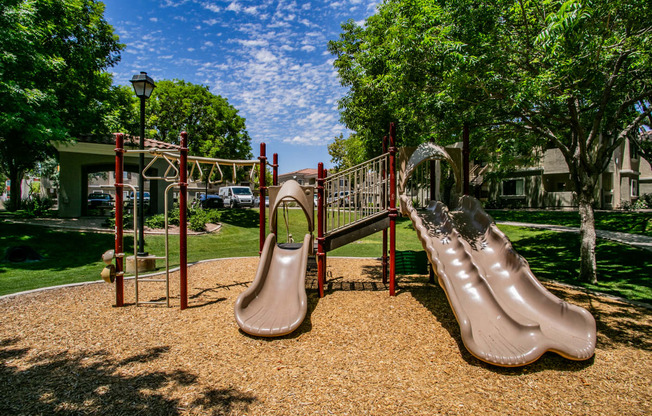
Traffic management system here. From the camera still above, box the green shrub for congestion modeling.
[103,210,133,228]
[21,195,54,217]
[189,212,207,232]
[145,213,166,229]
[622,194,651,211]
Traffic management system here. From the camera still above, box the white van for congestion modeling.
[219,186,254,208]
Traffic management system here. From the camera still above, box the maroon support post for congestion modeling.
[388,123,398,296]
[272,153,278,237]
[463,123,470,196]
[259,143,267,253]
[382,135,388,285]
[179,132,188,310]
[272,153,278,186]
[114,133,125,307]
[317,163,326,298]
[429,139,437,284]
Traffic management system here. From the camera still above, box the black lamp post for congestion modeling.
[130,71,156,256]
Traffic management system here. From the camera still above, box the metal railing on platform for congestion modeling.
[323,153,390,235]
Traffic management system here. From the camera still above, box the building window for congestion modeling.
[502,178,524,196]
[631,179,639,197]
[631,143,639,160]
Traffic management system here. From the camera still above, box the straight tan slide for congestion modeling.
[234,180,314,337]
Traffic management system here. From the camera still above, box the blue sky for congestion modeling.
[103,0,379,174]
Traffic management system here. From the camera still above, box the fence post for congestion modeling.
[179,132,188,310]
[114,133,124,307]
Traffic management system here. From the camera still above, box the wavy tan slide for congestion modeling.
[402,195,596,366]
[234,180,314,337]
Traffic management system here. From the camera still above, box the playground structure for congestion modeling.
[102,132,267,309]
[105,124,596,367]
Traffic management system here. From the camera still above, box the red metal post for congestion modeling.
[114,133,124,307]
[179,132,188,310]
[272,153,278,186]
[317,163,325,298]
[382,135,388,285]
[463,123,470,196]
[429,138,437,284]
[272,153,278,236]
[259,143,267,253]
[388,123,398,296]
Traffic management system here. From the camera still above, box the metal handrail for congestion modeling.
[323,153,390,235]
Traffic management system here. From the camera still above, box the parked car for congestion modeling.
[126,191,150,206]
[88,192,113,209]
[254,196,269,207]
[197,193,224,209]
[219,186,254,208]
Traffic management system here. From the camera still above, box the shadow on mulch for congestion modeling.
[405,279,598,374]
[324,260,651,373]
[0,338,257,415]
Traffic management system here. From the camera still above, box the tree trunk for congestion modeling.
[578,192,598,284]
[7,166,23,212]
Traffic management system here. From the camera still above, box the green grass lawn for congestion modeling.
[1,208,650,302]
[488,209,652,237]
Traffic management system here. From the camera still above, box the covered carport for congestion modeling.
[54,135,179,218]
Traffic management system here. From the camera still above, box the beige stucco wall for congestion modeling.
[56,142,172,218]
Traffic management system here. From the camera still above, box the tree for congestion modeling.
[0,0,122,210]
[329,0,652,283]
[327,133,366,171]
[104,84,139,136]
[145,80,252,162]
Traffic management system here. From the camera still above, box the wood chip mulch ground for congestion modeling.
[0,257,650,415]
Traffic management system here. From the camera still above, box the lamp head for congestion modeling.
[130,71,156,98]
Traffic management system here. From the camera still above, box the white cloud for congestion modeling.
[149,17,158,22]
[203,18,219,26]
[243,6,259,15]
[236,39,268,47]
[226,2,241,13]
[300,45,316,52]
[202,2,221,13]
[254,49,277,63]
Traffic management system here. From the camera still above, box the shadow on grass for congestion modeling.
[0,338,257,415]
[0,223,125,273]
[217,209,259,228]
[488,209,652,236]
[507,228,651,302]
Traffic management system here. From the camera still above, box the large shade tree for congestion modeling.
[329,0,652,283]
[0,0,123,210]
[145,80,252,162]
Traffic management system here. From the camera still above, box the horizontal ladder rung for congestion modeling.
[138,278,166,282]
